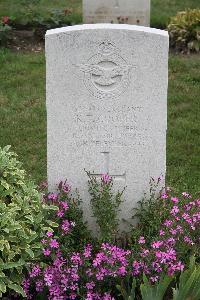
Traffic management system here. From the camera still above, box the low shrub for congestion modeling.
[131,187,200,267]
[1,147,200,298]
[168,8,200,53]
[40,179,92,255]
[87,172,124,243]
[0,146,51,297]
[24,180,199,299]
[0,16,12,46]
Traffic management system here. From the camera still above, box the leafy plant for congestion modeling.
[116,278,136,300]
[87,172,124,242]
[140,274,173,300]
[173,256,200,300]
[0,16,12,46]
[168,8,200,53]
[0,146,49,297]
[41,179,92,255]
[131,178,168,246]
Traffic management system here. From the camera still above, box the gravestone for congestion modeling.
[46,24,169,232]
[83,0,150,26]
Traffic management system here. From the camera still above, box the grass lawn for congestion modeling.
[0,0,199,28]
[0,49,199,194]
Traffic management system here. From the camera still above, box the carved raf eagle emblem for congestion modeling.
[76,40,132,99]
[79,64,130,86]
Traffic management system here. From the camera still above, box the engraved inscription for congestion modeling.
[72,104,149,148]
[78,41,132,99]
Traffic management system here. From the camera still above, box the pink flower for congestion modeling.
[46,231,53,237]
[151,240,163,249]
[41,239,47,244]
[43,248,51,256]
[2,16,9,24]
[48,193,58,200]
[49,239,59,249]
[182,192,192,198]
[140,249,149,257]
[83,244,92,258]
[62,182,71,193]
[150,276,159,283]
[57,209,64,217]
[60,201,69,210]
[170,228,177,235]
[161,193,168,199]
[170,206,179,215]
[138,236,146,244]
[35,280,44,292]
[103,292,115,300]
[71,253,82,265]
[96,272,104,280]
[29,265,41,278]
[118,266,127,276]
[159,230,165,236]
[184,236,194,245]
[163,220,173,227]
[171,197,179,203]
[86,281,95,290]
[176,225,183,233]
[44,273,53,286]
[101,173,112,184]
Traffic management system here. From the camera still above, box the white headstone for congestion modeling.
[46,24,168,232]
[83,0,150,26]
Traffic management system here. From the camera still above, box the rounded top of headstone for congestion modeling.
[46,23,168,38]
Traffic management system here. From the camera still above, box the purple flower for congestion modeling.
[138,236,146,244]
[171,197,179,203]
[161,193,168,199]
[57,209,64,218]
[49,239,59,249]
[61,219,71,234]
[159,230,165,236]
[46,231,53,237]
[48,193,58,201]
[86,281,95,290]
[44,272,53,286]
[101,173,112,184]
[60,201,69,210]
[35,280,44,292]
[151,240,163,249]
[182,192,192,198]
[43,248,51,256]
[29,265,41,278]
[62,182,71,193]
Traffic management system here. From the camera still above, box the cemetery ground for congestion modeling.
[0,3,200,299]
[0,48,199,195]
[0,0,199,28]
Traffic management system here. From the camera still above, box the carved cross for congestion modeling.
[114,0,120,8]
[91,152,126,181]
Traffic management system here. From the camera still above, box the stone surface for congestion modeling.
[83,0,150,26]
[46,24,169,232]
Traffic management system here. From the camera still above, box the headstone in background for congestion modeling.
[45,24,168,232]
[83,0,151,26]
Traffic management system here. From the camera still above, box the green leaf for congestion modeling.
[0,281,6,293]
[8,283,26,297]
[46,220,59,227]
[1,259,25,270]
[25,248,34,258]
[172,257,200,300]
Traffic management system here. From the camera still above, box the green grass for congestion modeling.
[0,49,199,194]
[151,0,200,28]
[167,54,200,194]
[0,0,199,28]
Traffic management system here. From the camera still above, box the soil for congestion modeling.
[7,29,44,52]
